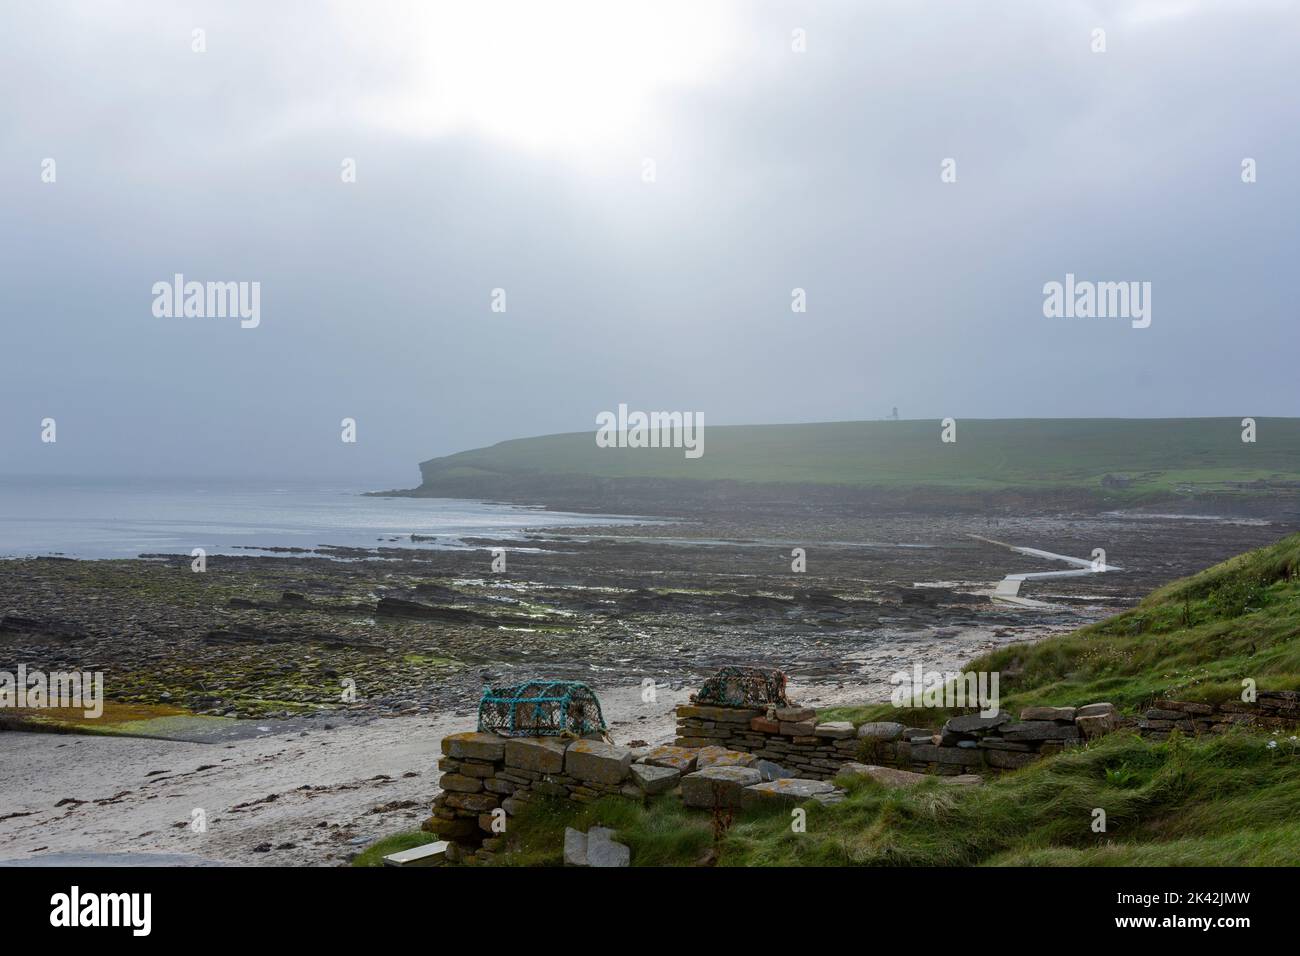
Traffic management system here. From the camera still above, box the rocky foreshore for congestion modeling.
[0,506,1287,729]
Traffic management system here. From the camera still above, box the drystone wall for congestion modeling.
[429,690,1299,864]
[675,703,858,780]
[1137,692,1298,738]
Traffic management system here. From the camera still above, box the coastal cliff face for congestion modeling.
[408,465,1123,517]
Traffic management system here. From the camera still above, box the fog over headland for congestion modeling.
[1,0,1297,483]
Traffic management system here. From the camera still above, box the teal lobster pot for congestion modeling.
[477,680,606,737]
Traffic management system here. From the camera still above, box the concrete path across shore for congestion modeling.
[969,534,1121,607]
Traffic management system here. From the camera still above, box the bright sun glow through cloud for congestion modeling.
[338,1,741,156]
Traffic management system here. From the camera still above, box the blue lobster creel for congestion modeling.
[477,680,607,737]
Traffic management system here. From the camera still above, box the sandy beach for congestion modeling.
[0,627,1046,867]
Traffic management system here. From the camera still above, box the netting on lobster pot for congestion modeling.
[692,666,790,708]
[476,680,607,737]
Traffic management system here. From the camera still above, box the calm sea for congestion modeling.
[0,477,641,560]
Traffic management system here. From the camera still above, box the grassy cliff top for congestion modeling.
[419,418,1300,497]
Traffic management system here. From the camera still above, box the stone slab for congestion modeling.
[680,766,763,809]
[437,773,484,793]
[642,745,698,774]
[755,759,789,782]
[774,706,817,722]
[696,745,758,770]
[909,743,983,765]
[741,778,838,806]
[585,827,630,867]
[677,705,762,723]
[945,712,1011,734]
[813,721,855,739]
[565,739,633,785]
[563,827,588,866]
[1019,706,1077,722]
[856,721,906,741]
[999,721,1081,741]
[1076,713,1118,738]
[1076,702,1117,718]
[630,763,680,795]
[441,731,506,762]
[505,737,568,774]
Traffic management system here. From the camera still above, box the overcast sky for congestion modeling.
[2,0,1297,485]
